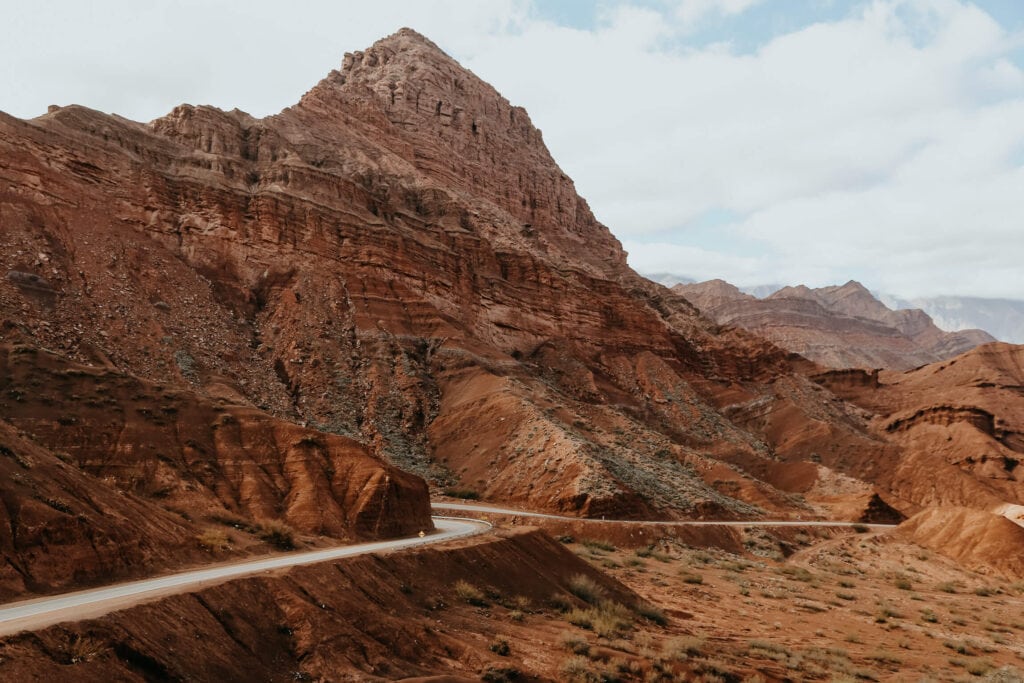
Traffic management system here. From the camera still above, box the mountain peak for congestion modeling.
[375,27,447,52]
[838,279,869,292]
[285,29,625,276]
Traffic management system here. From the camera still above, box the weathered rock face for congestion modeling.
[675,279,994,370]
[0,342,431,543]
[0,419,205,600]
[813,343,1024,512]
[1,27,1021,552]
[0,29,812,523]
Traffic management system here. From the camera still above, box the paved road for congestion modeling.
[0,516,488,637]
[0,502,895,637]
[432,501,899,529]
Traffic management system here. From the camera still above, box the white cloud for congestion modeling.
[674,0,765,29]
[462,0,1024,298]
[1,1,1022,298]
[0,0,531,121]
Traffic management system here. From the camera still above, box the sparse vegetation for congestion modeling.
[561,632,591,656]
[64,634,104,665]
[581,538,616,553]
[635,601,668,626]
[196,529,230,551]
[665,635,705,660]
[258,521,296,550]
[454,580,488,606]
[489,636,511,656]
[565,600,632,638]
[548,593,573,612]
[443,488,481,500]
[560,655,596,682]
[568,574,606,604]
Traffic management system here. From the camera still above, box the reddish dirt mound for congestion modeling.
[894,506,1024,579]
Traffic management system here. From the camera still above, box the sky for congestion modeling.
[2,1,1023,299]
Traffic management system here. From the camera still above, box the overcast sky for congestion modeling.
[3,1,1023,298]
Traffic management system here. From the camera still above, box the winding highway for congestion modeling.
[0,502,895,638]
[0,516,488,637]
[431,501,899,529]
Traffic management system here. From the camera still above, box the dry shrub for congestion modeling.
[454,579,488,606]
[258,521,296,550]
[568,574,606,604]
[196,529,230,551]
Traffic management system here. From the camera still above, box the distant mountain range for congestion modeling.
[877,294,1024,345]
[671,279,995,370]
[643,273,1024,344]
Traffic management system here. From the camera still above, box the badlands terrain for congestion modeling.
[0,28,1022,681]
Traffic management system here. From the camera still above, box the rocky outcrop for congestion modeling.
[814,343,1024,511]
[1,27,1022,559]
[0,29,811,523]
[0,420,206,599]
[0,343,431,543]
[674,279,994,370]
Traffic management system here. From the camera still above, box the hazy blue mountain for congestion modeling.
[741,284,785,298]
[644,272,695,287]
[877,294,1024,344]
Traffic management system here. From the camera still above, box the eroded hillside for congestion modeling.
[1,28,1022,579]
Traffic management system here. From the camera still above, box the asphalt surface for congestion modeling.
[431,501,900,529]
[0,501,897,637]
[0,516,488,637]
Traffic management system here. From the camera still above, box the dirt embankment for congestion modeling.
[0,529,640,682]
[894,506,1024,580]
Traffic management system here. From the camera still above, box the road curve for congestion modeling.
[432,501,899,529]
[0,516,488,638]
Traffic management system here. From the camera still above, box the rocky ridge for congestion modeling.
[674,279,993,370]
